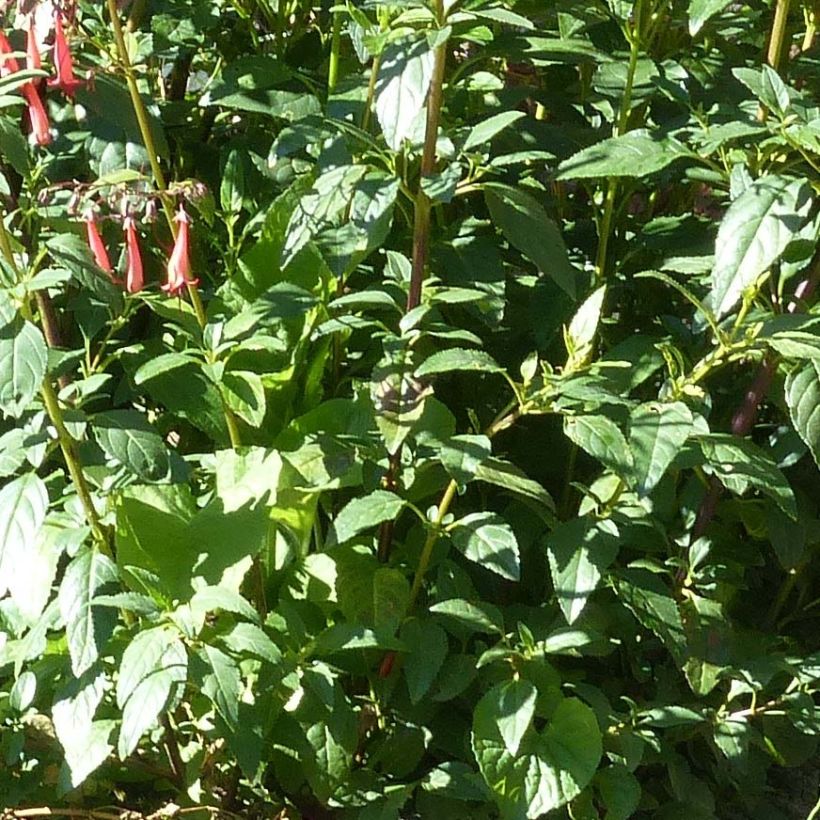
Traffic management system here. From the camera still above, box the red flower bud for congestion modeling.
[162,207,199,296]
[123,217,144,294]
[84,212,114,278]
[48,12,83,97]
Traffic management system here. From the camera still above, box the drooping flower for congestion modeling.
[26,16,41,71]
[0,30,52,145]
[123,217,144,294]
[0,32,18,76]
[162,207,199,296]
[83,212,114,278]
[48,11,83,97]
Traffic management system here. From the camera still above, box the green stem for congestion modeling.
[107,0,242,448]
[759,0,792,120]
[42,379,112,555]
[328,10,343,95]
[407,14,447,310]
[407,479,458,609]
[0,217,111,555]
[105,0,207,329]
[594,2,643,281]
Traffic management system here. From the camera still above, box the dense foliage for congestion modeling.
[0,0,819,817]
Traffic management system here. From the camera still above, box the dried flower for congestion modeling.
[123,216,144,294]
[84,211,114,277]
[48,10,83,97]
[162,207,198,295]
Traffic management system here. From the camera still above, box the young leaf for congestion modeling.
[59,550,118,677]
[785,362,820,468]
[546,516,619,624]
[628,401,694,496]
[116,626,187,759]
[451,512,521,581]
[375,37,435,150]
[711,176,812,318]
[484,182,577,297]
[328,490,405,545]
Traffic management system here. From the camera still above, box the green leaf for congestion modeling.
[474,457,555,513]
[565,285,606,371]
[464,111,526,151]
[711,176,812,318]
[375,37,435,150]
[764,331,820,361]
[430,598,504,635]
[698,434,797,519]
[451,512,521,581]
[484,182,577,297]
[202,644,242,731]
[596,763,641,820]
[221,370,267,427]
[785,362,820,468]
[564,415,634,478]
[328,490,405,545]
[373,567,410,633]
[220,622,282,666]
[401,618,449,702]
[555,129,689,180]
[116,626,187,759]
[9,522,64,624]
[92,410,172,482]
[688,0,734,34]
[313,623,404,654]
[0,319,47,418]
[0,472,48,599]
[190,585,260,624]
[415,347,503,377]
[628,402,694,496]
[59,550,118,677]
[221,148,245,214]
[496,679,537,755]
[547,517,620,624]
[52,668,113,788]
[472,696,602,818]
[614,568,687,664]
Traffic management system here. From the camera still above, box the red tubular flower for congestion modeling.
[84,212,114,278]
[162,207,199,296]
[123,217,144,294]
[0,32,19,75]
[26,16,41,71]
[48,11,83,97]
[0,30,52,145]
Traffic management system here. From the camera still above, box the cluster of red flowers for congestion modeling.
[85,206,199,296]
[0,9,81,145]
